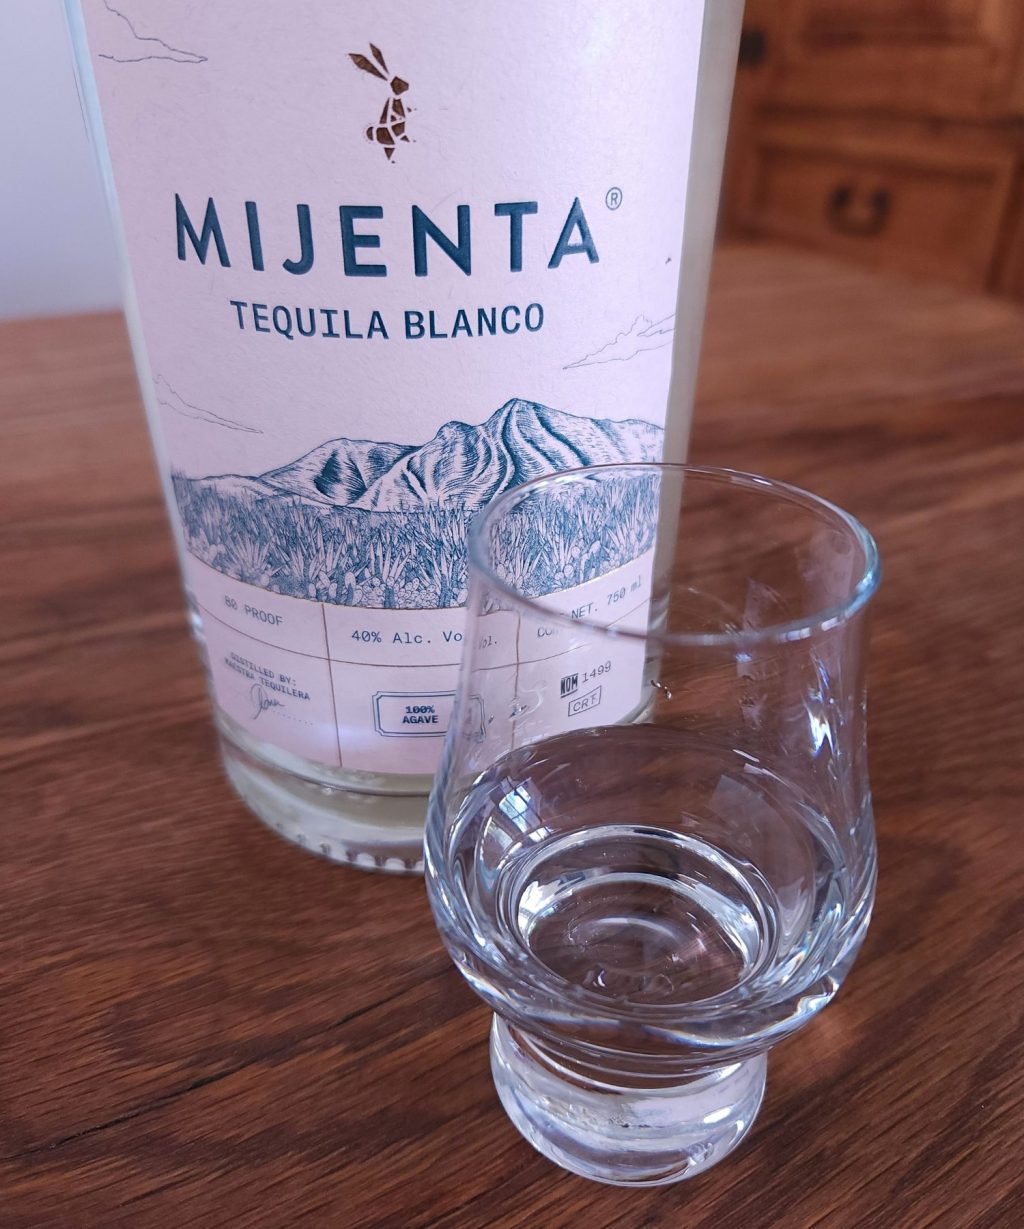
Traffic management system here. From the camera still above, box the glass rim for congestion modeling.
[467,463,882,648]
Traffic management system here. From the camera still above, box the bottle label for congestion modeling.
[76,0,707,772]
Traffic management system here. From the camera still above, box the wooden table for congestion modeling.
[2,243,1022,1227]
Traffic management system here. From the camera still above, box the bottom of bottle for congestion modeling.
[216,711,430,873]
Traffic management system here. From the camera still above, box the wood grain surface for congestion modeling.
[1,243,1022,1228]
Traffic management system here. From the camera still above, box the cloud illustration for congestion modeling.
[564,314,675,369]
[156,376,261,434]
[95,0,206,64]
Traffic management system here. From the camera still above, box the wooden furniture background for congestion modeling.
[2,243,1023,1226]
[726,0,1024,295]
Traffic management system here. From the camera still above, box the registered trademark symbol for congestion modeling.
[605,187,623,210]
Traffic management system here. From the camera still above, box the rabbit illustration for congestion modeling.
[349,44,410,161]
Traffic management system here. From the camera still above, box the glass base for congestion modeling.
[217,717,429,873]
[490,1017,767,1186]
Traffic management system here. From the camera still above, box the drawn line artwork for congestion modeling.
[564,314,675,369]
[173,399,663,609]
[96,0,207,64]
[349,43,411,161]
[156,376,262,434]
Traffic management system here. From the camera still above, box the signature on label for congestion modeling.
[251,683,284,719]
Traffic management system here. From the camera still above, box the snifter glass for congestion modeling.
[424,464,880,1186]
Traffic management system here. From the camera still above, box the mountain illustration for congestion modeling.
[263,438,415,505]
[173,399,663,609]
[216,399,662,512]
[353,399,662,511]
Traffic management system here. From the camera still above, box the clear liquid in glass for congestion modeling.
[443,725,872,1057]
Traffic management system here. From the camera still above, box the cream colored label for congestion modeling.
[74,0,705,769]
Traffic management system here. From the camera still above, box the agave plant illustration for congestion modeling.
[608,484,657,561]
[335,568,366,605]
[364,534,414,608]
[492,512,547,593]
[172,435,662,611]
[414,507,470,607]
[225,534,274,586]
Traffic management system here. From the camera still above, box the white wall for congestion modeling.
[0,0,120,319]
